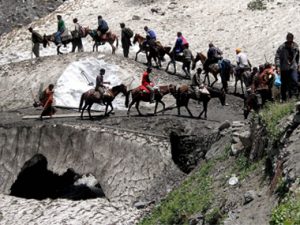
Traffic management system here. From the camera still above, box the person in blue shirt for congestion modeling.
[144,26,156,41]
[97,15,109,35]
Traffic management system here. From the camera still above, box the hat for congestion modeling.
[236,48,241,53]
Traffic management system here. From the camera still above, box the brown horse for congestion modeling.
[170,85,226,119]
[192,52,233,92]
[133,33,171,68]
[86,29,118,54]
[133,33,148,61]
[43,28,88,55]
[125,84,176,116]
[79,84,127,119]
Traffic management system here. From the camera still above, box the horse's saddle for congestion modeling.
[97,31,111,42]
[209,63,220,71]
[103,89,113,97]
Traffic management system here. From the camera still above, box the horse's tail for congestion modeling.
[125,90,131,108]
[79,93,85,112]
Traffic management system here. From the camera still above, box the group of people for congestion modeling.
[29,15,300,117]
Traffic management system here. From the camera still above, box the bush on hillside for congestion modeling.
[247,0,267,10]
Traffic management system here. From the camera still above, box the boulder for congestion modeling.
[218,120,231,132]
[244,190,256,204]
[132,15,141,20]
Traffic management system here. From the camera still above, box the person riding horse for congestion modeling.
[235,48,251,78]
[95,68,111,105]
[190,68,210,99]
[97,15,109,44]
[172,32,188,59]
[55,15,66,46]
[141,67,155,103]
[203,43,223,73]
[144,26,157,41]
[143,35,160,67]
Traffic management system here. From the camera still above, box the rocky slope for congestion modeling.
[0,0,299,65]
[0,0,63,35]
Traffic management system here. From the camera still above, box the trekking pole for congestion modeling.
[80,69,94,86]
[264,54,269,64]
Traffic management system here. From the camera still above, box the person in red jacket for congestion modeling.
[141,67,155,103]
[40,84,56,119]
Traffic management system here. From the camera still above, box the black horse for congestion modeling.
[43,28,88,55]
[171,85,226,119]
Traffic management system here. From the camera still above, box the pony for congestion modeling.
[79,84,127,120]
[133,34,171,68]
[43,28,88,55]
[125,84,176,116]
[86,29,118,54]
[192,52,233,92]
[170,85,226,119]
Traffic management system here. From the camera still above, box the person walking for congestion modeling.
[71,18,84,52]
[28,27,43,58]
[120,23,133,58]
[275,32,300,101]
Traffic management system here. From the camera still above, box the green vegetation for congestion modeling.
[260,101,294,141]
[247,0,267,11]
[230,155,261,180]
[139,162,213,225]
[270,192,300,225]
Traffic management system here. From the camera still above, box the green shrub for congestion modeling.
[270,193,300,225]
[139,162,213,225]
[247,0,267,11]
[260,101,294,141]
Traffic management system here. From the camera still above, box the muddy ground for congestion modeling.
[0,91,245,137]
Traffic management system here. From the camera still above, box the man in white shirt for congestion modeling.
[235,48,251,77]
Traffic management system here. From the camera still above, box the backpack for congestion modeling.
[79,24,85,37]
[125,28,134,38]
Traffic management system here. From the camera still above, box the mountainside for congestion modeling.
[0,1,299,225]
[0,0,300,65]
[0,0,63,35]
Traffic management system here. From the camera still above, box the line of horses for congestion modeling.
[78,83,226,120]
[41,27,118,55]
[39,28,249,97]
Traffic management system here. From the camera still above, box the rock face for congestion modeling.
[0,123,184,205]
[0,0,63,35]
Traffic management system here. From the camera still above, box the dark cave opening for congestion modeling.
[10,154,105,200]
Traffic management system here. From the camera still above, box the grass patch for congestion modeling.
[139,162,213,225]
[259,101,294,141]
[270,192,300,225]
[231,155,260,180]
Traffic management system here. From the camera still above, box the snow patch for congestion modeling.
[54,57,140,110]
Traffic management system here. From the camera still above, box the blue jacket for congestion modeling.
[175,37,183,53]
[147,29,156,40]
[98,19,108,30]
